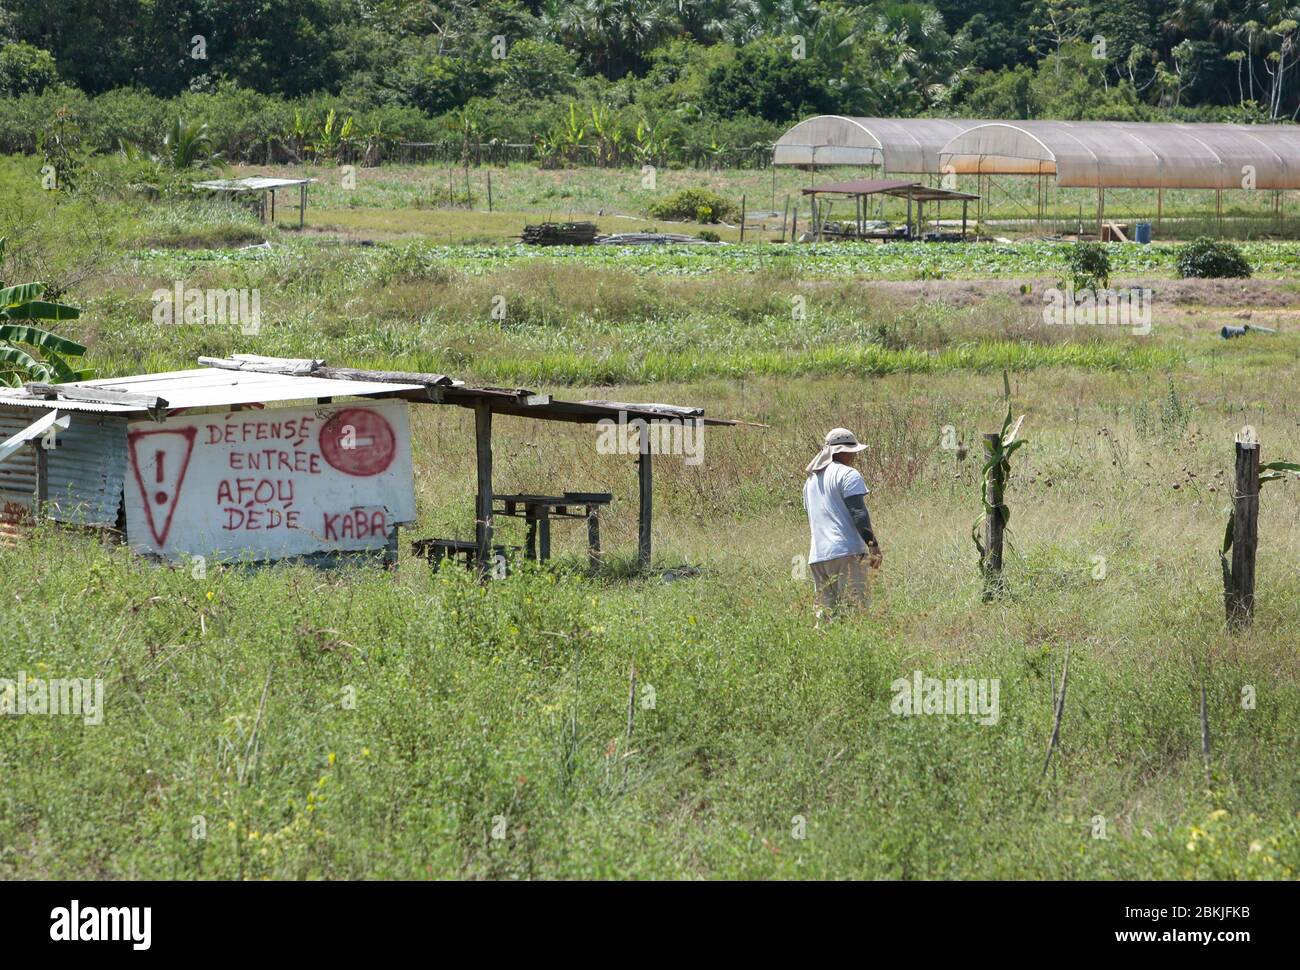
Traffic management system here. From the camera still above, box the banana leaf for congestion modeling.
[0,324,87,356]
[1,300,81,322]
[0,282,46,308]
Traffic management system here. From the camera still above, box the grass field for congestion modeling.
[1,156,1298,879]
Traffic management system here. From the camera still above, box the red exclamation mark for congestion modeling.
[155,450,167,505]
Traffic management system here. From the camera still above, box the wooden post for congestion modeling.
[780,195,789,243]
[740,193,746,242]
[906,186,913,239]
[474,402,494,574]
[33,440,48,517]
[524,504,538,560]
[1227,441,1260,629]
[487,170,493,212]
[981,432,1006,600]
[586,504,601,568]
[299,182,306,230]
[791,203,798,243]
[962,200,968,240]
[270,189,275,224]
[637,423,653,570]
[538,509,552,561]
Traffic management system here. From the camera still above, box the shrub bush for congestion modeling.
[1062,241,1110,292]
[1175,236,1252,278]
[646,187,736,223]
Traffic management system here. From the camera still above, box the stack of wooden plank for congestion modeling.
[521,222,600,245]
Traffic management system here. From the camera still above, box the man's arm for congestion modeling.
[843,493,877,548]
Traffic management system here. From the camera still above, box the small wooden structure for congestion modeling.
[192,176,315,227]
[801,178,980,241]
[0,355,748,572]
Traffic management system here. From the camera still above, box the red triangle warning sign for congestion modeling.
[128,427,198,547]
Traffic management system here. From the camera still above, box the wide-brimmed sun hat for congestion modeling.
[805,427,868,475]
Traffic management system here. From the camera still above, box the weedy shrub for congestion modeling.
[646,188,736,223]
[1061,241,1110,292]
[1175,237,1252,278]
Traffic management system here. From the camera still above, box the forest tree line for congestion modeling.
[0,1,1296,164]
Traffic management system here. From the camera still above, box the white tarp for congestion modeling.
[124,400,415,562]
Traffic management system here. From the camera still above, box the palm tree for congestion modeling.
[163,118,221,170]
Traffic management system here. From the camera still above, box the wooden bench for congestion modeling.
[411,538,521,575]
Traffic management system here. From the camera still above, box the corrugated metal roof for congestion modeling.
[801,179,919,195]
[193,177,314,191]
[0,368,426,415]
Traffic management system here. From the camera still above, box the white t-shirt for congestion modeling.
[803,462,869,564]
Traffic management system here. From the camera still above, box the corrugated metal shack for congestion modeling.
[0,355,746,569]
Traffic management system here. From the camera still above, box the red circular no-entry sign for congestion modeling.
[319,408,397,477]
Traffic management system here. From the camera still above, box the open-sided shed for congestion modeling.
[191,176,315,226]
[0,356,746,571]
[801,178,979,240]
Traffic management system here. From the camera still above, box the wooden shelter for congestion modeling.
[0,355,748,571]
[801,179,980,241]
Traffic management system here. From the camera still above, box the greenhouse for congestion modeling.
[773,116,1300,237]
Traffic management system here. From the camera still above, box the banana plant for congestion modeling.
[0,238,89,387]
[289,109,309,161]
[312,109,341,160]
[338,114,356,162]
[556,102,588,164]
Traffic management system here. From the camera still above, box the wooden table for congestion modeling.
[491,491,613,565]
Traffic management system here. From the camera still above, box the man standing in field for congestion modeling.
[803,428,882,623]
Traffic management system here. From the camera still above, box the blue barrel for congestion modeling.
[1134,222,1152,244]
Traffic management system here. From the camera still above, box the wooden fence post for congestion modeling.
[487,170,493,212]
[474,402,494,576]
[1227,440,1260,629]
[981,431,1006,600]
[637,423,653,571]
[739,194,746,242]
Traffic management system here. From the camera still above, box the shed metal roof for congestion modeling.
[800,179,918,195]
[801,179,979,201]
[0,367,425,414]
[192,177,314,192]
[0,357,750,426]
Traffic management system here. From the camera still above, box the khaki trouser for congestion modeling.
[810,553,870,623]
